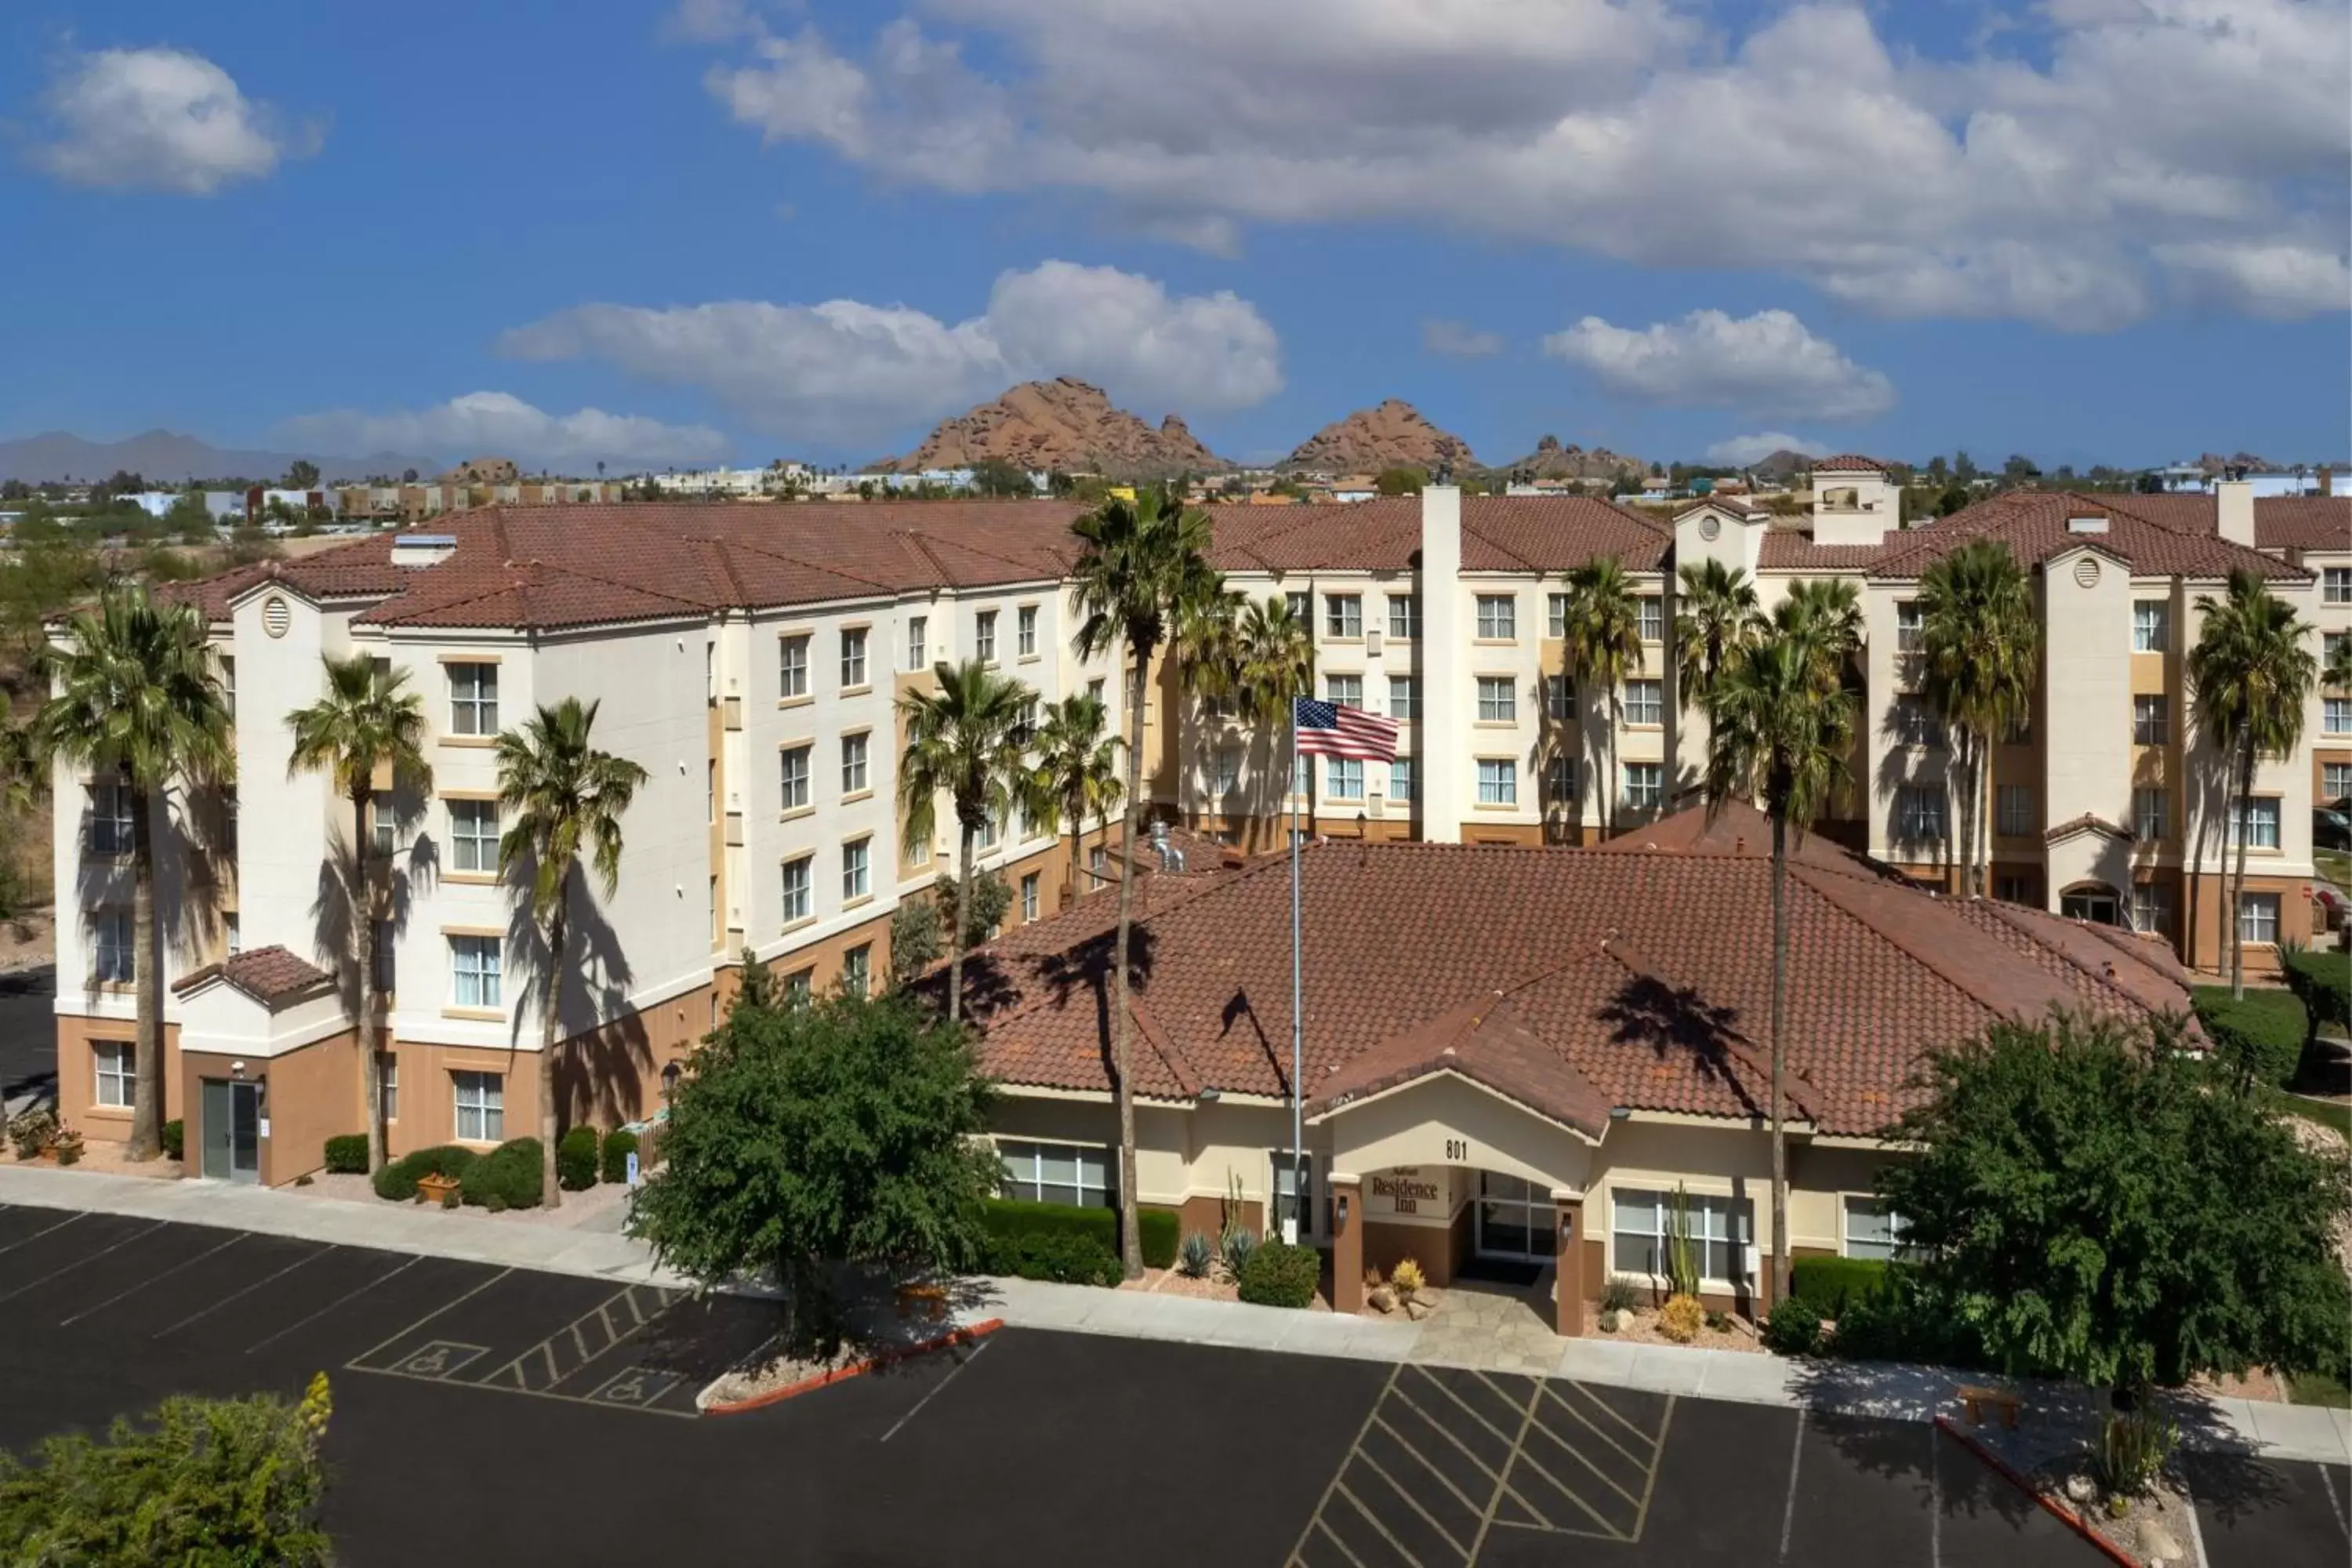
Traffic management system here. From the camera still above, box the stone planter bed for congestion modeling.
[1957,1412,2198,1568]
[1592,1303,1765,1354]
[2,1139,180,1181]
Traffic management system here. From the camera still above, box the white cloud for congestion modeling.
[684,0,2351,327]
[499,260,1283,446]
[2153,241,2352,319]
[1542,308,1896,421]
[1705,431,1828,466]
[1422,319,1504,358]
[30,47,310,194]
[278,393,728,469]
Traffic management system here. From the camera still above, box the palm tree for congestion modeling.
[1559,557,1644,837]
[285,653,432,1175]
[1704,629,1857,1311]
[495,698,649,1207]
[1915,540,2039,898]
[1772,578,1864,692]
[2325,632,2352,695]
[2187,569,2315,996]
[1672,558,1761,717]
[1028,692,1123,909]
[34,586,231,1160]
[900,659,1037,1020]
[0,706,41,822]
[1069,488,1225,1279]
[1229,594,1314,844]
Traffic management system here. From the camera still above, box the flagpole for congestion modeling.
[1288,693,1303,1248]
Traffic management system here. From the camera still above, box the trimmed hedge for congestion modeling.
[1762,1298,1824,1356]
[323,1134,368,1175]
[599,1127,638,1185]
[372,1144,477,1203]
[2284,947,2350,1035]
[1139,1207,1179,1269]
[2194,985,2306,1091]
[160,1120,183,1161]
[1789,1255,1890,1318]
[459,1138,544,1210]
[991,1231,1122,1286]
[978,1197,1178,1269]
[557,1126,600,1192]
[1236,1240,1321,1308]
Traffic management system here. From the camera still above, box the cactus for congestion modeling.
[1664,1183,1702,1300]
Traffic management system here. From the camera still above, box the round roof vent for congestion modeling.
[261,595,291,639]
[2072,556,2102,590]
[1697,514,1721,541]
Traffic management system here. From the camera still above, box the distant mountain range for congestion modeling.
[0,430,439,486]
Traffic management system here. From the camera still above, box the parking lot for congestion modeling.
[2,1200,2343,1566]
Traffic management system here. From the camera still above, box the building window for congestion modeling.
[89,779,134,855]
[842,837,870,902]
[841,944,871,998]
[1212,749,1238,796]
[373,919,394,993]
[2226,797,2280,849]
[449,935,501,1008]
[840,627,869,688]
[2239,891,2281,946]
[224,913,241,956]
[1622,762,1662,810]
[1387,676,1419,721]
[975,810,1000,851]
[779,634,809,699]
[2132,694,2169,746]
[1021,873,1040,921]
[1997,873,2037,904]
[1475,595,1516,640]
[93,909,133,984]
[1477,677,1516,723]
[975,611,997,663]
[1544,674,1573,720]
[1476,759,1517,805]
[1624,680,1663,728]
[1388,759,1416,801]
[93,1040,132,1109]
[375,1051,399,1123]
[1636,597,1664,644]
[1547,593,1568,638]
[780,744,811,811]
[2132,786,2167,840]
[2325,697,2351,737]
[1545,756,1578,809]
[449,800,497,873]
[782,856,812,924]
[1090,844,1108,881]
[1326,673,1363,710]
[1292,753,1310,797]
[1088,677,1105,704]
[840,733,869,796]
[453,1070,503,1142]
[1325,594,1362,639]
[2327,633,2350,678]
[1285,590,1310,623]
[1612,1187,1752,1283]
[2324,567,2351,605]
[448,662,498,736]
[2130,881,2173,937]
[906,615,927,670]
[1388,595,1420,639]
[1842,1197,1907,1261]
[1326,757,1364,800]
[1895,601,1922,653]
[220,654,236,719]
[997,1139,1112,1207]
[2132,601,2169,652]
[2325,762,2352,802]
[780,970,813,1009]
[1893,696,1943,748]
[1017,605,1038,657]
[1896,785,1947,843]
[1997,784,2033,837]
[365,790,396,857]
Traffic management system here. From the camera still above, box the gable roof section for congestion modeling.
[171,945,336,1009]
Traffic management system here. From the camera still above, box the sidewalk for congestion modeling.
[7,1165,2347,1466]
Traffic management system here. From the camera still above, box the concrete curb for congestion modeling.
[701,1319,1005,1416]
[1933,1414,2139,1568]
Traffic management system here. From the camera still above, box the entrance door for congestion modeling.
[1474,1172,1552,1261]
[199,1080,261,1184]
[2060,888,2121,926]
[1271,1149,1325,1245]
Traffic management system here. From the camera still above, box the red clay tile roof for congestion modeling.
[958,803,2191,1136]
[2042,812,2133,844]
[1203,495,1668,575]
[171,945,336,1007]
[1810,456,1889,473]
[1802,490,2310,583]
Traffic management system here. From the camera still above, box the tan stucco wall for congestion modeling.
[56,1017,183,1143]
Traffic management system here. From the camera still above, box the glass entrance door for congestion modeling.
[1474,1172,1551,1261]
[200,1080,261,1184]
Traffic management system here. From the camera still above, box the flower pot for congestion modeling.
[416,1172,462,1208]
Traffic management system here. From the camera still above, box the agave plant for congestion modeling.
[1177,1231,1215,1279]
[1218,1225,1258,1283]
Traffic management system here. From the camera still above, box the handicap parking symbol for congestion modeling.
[586,1366,683,1408]
[393,1341,488,1380]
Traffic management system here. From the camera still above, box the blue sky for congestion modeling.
[2,0,2346,474]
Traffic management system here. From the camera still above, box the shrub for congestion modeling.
[1762,1298,1824,1356]
[1177,1232,1214,1279]
[1389,1258,1426,1301]
[7,1107,57,1160]
[557,1127,599,1192]
[1657,1293,1704,1344]
[161,1119,184,1160]
[2194,985,2306,1092]
[322,1134,368,1175]
[372,1144,477,1203]
[1597,1275,1642,1315]
[2282,946,2349,1034]
[993,1230,1121,1287]
[1138,1207,1180,1270]
[1237,1240,1321,1308]
[1218,1226,1258,1283]
[1789,1256,1891,1318]
[982,1197,1116,1256]
[598,1127,638,1185]
[459,1138,543,1210]
[2096,1408,2177,1499]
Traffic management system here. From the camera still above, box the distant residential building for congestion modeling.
[336,480,630,522]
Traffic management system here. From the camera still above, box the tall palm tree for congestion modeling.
[35,586,231,1160]
[1028,692,1123,909]
[285,653,432,1175]
[495,698,648,1207]
[1559,557,1644,837]
[1069,487,1225,1279]
[1672,558,1761,717]
[1915,540,2039,898]
[2187,569,2315,996]
[2325,632,2352,696]
[1704,629,1856,1311]
[1772,578,1864,692]
[1229,594,1314,843]
[0,706,41,822]
[900,659,1037,1021]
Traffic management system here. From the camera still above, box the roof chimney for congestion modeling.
[2216,478,2255,548]
[2320,466,2333,498]
[1418,484,1467,847]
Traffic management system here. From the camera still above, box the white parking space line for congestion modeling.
[879,1337,991,1443]
[346,1266,514,1367]
[1778,1406,1806,1562]
[245,1256,420,1355]
[60,1232,246,1325]
[153,1244,336,1338]
[0,1218,165,1303]
[0,1210,85,1258]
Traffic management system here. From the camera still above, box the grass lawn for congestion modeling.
[2267,1089,2352,1139]
[2288,1370,2351,1407]
[2318,848,2350,888]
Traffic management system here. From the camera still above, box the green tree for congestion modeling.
[35,586,232,1159]
[897,659,1036,1023]
[1704,629,1856,1308]
[1559,556,1644,837]
[1029,691,1123,907]
[281,459,321,490]
[1877,1011,2350,1399]
[0,1374,335,1565]
[1229,593,1315,836]
[1916,539,2040,898]
[495,697,650,1207]
[1069,486,1225,1278]
[968,458,1033,498]
[285,653,434,1174]
[1671,558,1761,717]
[2187,569,2316,996]
[627,989,1003,1354]
[1374,466,1427,496]
[1773,577,1864,696]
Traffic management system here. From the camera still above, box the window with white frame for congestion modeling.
[93,909,133,984]
[2239,891,2281,946]
[89,777,135,856]
[2325,697,2350,736]
[449,935,500,1008]
[906,615,927,670]
[1325,594,1362,639]
[1021,873,1039,921]
[2324,566,2350,605]
[1841,1197,1907,1261]
[448,662,498,735]
[448,799,497,873]
[1547,592,1568,638]
[779,634,809,699]
[782,856,812,924]
[841,944,871,998]
[975,611,997,662]
[1017,604,1038,657]
[2132,786,2167,840]
[452,1069,503,1142]
[2132,693,2169,746]
[1388,758,1416,801]
[1544,755,1578,808]
[2132,601,2169,652]
[219,654,235,718]
[1285,590,1310,622]
[1895,601,1922,653]
[1477,677,1516,722]
[2226,796,2280,849]
[1895,785,1947,843]
[2130,881,2173,937]
[1611,1187,1752,1282]
[997,1139,1113,1207]
[1213,749,1238,796]
[2326,762,2352,802]
[1636,597,1664,643]
[367,790,396,856]
[975,810,1000,851]
[1996,783,2033,837]
[1622,762,1662,810]
[842,837,870,902]
[1388,594,1420,639]
[1475,594,1516,640]
[1388,676,1419,721]
[1326,757,1364,800]
[1893,695,1944,748]
[1544,674,1573,720]
[93,1040,132,1108]
[224,913,241,957]
[1326,673,1363,710]
[840,626,869,688]
[373,919,394,993]
[1292,752,1310,797]
[1476,758,1517,805]
[784,969,813,1007]
[840,732,869,796]
[1624,680,1663,727]
[377,1051,398,1123]
[2327,633,2350,677]
[780,744,811,811]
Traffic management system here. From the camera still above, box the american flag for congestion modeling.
[1294,697,1399,761]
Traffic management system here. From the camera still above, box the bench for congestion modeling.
[1957,1385,2022,1430]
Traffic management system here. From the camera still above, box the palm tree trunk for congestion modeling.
[1112,659,1146,1281]
[539,899,567,1209]
[948,822,971,1023]
[2230,732,2255,998]
[2186,760,2211,963]
[127,782,162,1162]
[1769,810,1791,1311]
[354,782,385,1175]
[1604,699,1621,837]
[1065,793,1082,912]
